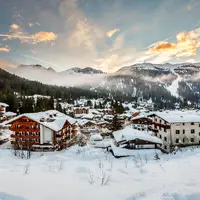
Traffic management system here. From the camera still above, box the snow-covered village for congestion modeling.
[0,96,200,200]
[2,0,200,199]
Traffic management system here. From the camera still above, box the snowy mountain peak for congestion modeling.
[63,67,104,74]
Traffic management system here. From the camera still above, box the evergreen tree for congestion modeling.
[87,100,92,108]
[110,114,123,131]
[56,102,63,112]
[94,102,97,109]
[6,92,18,113]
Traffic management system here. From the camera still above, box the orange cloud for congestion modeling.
[148,28,200,57]
[10,24,20,30]
[106,28,120,38]
[32,32,57,43]
[0,45,10,52]
[0,31,57,44]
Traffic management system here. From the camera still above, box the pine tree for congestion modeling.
[87,100,92,108]
[56,102,63,112]
[110,114,123,131]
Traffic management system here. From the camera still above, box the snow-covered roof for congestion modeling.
[90,134,103,141]
[77,119,88,126]
[103,115,114,120]
[113,126,162,144]
[73,107,89,110]
[131,114,150,121]
[0,102,9,107]
[89,109,101,115]
[150,110,200,123]
[81,113,94,119]
[111,142,162,157]
[4,112,17,117]
[3,110,76,132]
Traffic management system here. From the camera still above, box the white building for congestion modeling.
[149,110,200,151]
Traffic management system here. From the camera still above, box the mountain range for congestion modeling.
[3,62,200,107]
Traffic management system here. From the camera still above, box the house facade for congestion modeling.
[73,107,89,115]
[150,111,200,151]
[5,110,77,151]
[0,103,9,122]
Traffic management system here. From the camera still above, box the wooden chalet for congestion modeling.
[73,107,89,115]
[131,115,152,125]
[112,126,162,150]
[4,110,78,151]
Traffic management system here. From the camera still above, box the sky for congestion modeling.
[0,0,200,72]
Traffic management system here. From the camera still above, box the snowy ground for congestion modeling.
[0,146,200,200]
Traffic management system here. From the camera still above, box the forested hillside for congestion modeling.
[0,68,106,113]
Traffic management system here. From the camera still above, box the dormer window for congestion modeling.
[191,122,194,125]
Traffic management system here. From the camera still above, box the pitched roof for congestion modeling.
[0,102,9,107]
[113,126,162,144]
[2,110,76,132]
[150,110,200,123]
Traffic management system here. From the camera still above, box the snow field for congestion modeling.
[0,146,200,200]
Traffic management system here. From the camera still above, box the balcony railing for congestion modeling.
[11,141,40,145]
[11,134,40,139]
[10,127,40,132]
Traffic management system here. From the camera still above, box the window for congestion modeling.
[159,135,162,139]
[199,124,200,127]
[164,145,167,150]
[176,130,180,134]
[183,138,185,143]
[191,138,194,142]
[164,121,167,125]
[183,129,185,134]
[175,139,179,143]
[164,129,166,132]
[191,122,194,125]
[164,137,167,142]
[155,125,157,129]
[159,126,161,131]
[191,129,195,134]
[183,123,185,126]
[160,119,162,123]
[199,132,200,136]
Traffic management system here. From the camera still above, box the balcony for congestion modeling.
[11,134,40,139]
[11,141,40,145]
[10,127,40,132]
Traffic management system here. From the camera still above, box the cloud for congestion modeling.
[106,28,120,37]
[58,0,106,53]
[148,28,200,57]
[10,24,20,30]
[0,59,17,69]
[93,34,136,72]
[0,45,10,52]
[32,32,57,43]
[134,28,200,64]
[0,29,57,44]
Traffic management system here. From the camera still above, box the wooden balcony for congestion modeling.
[11,134,40,139]
[10,128,40,132]
[11,141,40,145]
[12,122,39,126]
[152,122,170,129]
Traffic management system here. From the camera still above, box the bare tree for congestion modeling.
[24,164,30,175]
[88,171,95,185]
[98,159,104,169]
[100,170,111,186]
